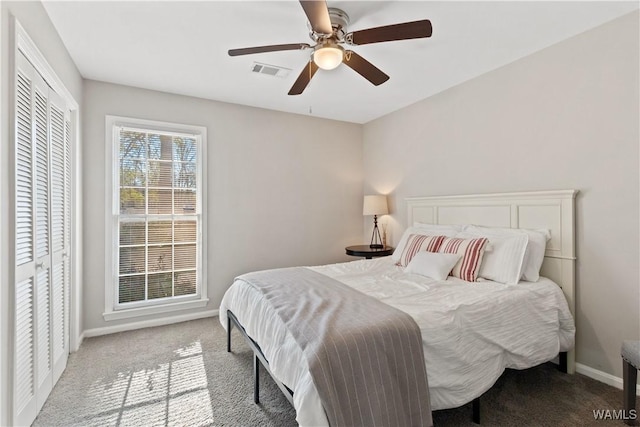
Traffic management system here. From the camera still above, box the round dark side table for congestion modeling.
[345,245,394,259]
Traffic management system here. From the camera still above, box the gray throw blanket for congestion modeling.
[236,267,433,427]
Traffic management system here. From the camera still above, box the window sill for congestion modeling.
[103,298,209,322]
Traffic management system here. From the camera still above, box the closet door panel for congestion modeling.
[33,70,53,411]
[14,51,39,427]
[49,90,69,381]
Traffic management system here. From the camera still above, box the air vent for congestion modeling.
[250,62,291,78]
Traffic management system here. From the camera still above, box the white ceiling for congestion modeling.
[42,1,638,124]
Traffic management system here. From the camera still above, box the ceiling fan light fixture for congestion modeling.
[228,1,433,95]
[313,45,343,70]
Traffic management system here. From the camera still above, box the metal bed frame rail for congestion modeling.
[226,309,568,425]
[227,310,294,406]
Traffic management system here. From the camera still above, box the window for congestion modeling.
[104,117,207,321]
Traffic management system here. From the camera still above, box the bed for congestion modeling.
[220,190,577,426]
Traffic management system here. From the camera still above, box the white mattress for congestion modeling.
[219,257,575,427]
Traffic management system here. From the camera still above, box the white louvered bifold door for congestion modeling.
[14,51,70,427]
[48,89,70,383]
[33,60,54,412]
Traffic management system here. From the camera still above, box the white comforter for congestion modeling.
[219,257,575,427]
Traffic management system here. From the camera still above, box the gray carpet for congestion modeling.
[34,318,638,426]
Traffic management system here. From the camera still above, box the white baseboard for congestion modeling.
[576,362,640,396]
[71,332,85,353]
[83,309,219,338]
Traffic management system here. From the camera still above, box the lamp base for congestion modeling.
[369,215,384,249]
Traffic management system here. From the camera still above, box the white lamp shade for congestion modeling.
[363,195,389,216]
[313,47,343,70]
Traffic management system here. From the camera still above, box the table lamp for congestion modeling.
[363,195,388,249]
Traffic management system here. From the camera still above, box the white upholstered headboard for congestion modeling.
[406,190,578,371]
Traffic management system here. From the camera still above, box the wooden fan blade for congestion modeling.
[288,61,319,95]
[343,51,389,86]
[299,0,332,35]
[228,43,310,56]
[346,20,432,46]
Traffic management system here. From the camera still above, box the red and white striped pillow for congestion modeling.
[395,234,446,267]
[438,237,489,282]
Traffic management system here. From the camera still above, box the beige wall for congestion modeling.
[82,80,363,331]
[0,2,83,424]
[363,11,639,380]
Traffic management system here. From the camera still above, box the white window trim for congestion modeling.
[103,116,208,322]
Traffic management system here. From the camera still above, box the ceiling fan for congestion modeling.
[228,0,433,95]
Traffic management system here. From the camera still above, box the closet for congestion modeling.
[14,50,71,426]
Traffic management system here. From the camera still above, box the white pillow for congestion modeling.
[395,234,446,267]
[462,225,550,282]
[393,224,462,263]
[457,228,528,285]
[405,251,462,281]
[520,229,551,282]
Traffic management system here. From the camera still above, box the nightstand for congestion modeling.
[345,245,394,259]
